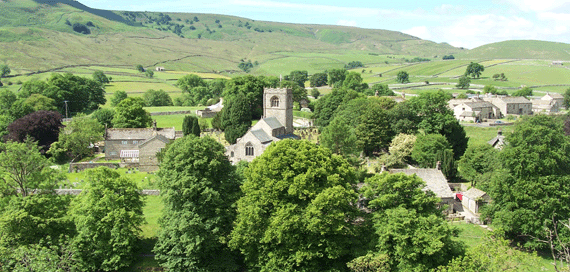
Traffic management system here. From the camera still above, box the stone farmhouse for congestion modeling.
[532,99,559,113]
[226,88,299,164]
[104,122,177,172]
[389,165,455,214]
[453,101,500,122]
[450,96,532,121]
[487,130,507,150]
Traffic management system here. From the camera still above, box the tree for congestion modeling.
[464,62,485,78]
[361,173,463,271]
[0,89,17,116]
[319,117,358,156]
[0,139,60,197]
[407,91,468,159]
[396,71,409,83]
[154,136,242,271]
[110,90,128,107]
[182,115,200,137]
[229,140,362,271]
[370,83,395,96]
[456,75,471,89]
[0,65,10,78]
[222,75,278,119]
[43,73,106,114]
[92,70,110,85]
[327,68,348,87]
[48,114,104,165]
[284,70,308,88]
[143,89,173,106]
[311,88,320,99]
[23,94,56,112]
[221,93,251,144]
[309,72,327,87]
[435,149,458,181]
[91,108,115,128]
[176,74,206,92]
[342,72,368,92]
[5,110,63,154]
[355,103,392,156]
[145,70,154,78]
[344,61,364,69]
[112,97,153,128]
[0,238,81,272]
[412,133,453,168]
[313,88,362,127]
[70,168,144,271]
[458,144,500,188]
[485,115,570,249]
[382,133,417,168]
[563,88,570,109]
[512,86,533,97]
[442,55,455,60]
[135,64,144,72]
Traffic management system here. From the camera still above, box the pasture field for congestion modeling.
[462,125,513,147]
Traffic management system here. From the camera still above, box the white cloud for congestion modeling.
[434,4,463,15]
[403,26,432,40]
[337,20,357,27]
[505,0,570,12]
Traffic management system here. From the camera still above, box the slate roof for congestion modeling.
[463,188,487,199]
[105,127,176,140]
[464,101,495,108]
[263,117,284,129]
[139,134,170,148]
[390,169,454,199]
[251,129,273,143]
[545,93,564,99]
[497,96,531,104]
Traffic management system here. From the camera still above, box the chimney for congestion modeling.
[380,164,387,173]
[497,129,502,136]
[436,161,441,170]
[152,120,157,131]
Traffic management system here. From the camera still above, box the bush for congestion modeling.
[72,23,90,34]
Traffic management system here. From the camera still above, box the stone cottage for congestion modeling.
[104,123,177,171]
[453,101,500,122]
[483,96,532,116]
[226,88,298,164]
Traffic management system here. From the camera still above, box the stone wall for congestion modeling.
[150,111,193,116]
[56,189,161,195]
[69,162,139,172]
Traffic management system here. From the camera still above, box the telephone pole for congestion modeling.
[64,100,69,119]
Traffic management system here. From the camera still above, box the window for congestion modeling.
[245,142,254,156]
[270,96,279,107]
[109,151,118,156]
[121,141,128,145]
[231,151,234,157]
[133,140,139,145]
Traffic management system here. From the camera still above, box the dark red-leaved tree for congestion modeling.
[5,110,63,154]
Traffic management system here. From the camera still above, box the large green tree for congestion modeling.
[48,114,104,165]
[154,136,242,271]
[458,144,500,188]
[284,70,308,88]
[327,68,348,87]
[313,88,362,127]
[396,71,409,83]
[229,140,363,271]
[143,89,173,107]
[309,72,327,87]
[70,167,144,271]
[111,97,153,128]
[563,87,570,109]
[92,70,110,85]
[342,72,368,92]
[412,133,453,168]
[182,115,200,137]
[0,139,60,197]
[355,103,392,156]
[319,117,358,156]
[485,115,570,249]
[221,93,252,144]
[361,173,463,271]
[0,65,10,78]
[222,75,278,119]
[43,73,106,114]
[110,90,128,107]
[464,62,485,78]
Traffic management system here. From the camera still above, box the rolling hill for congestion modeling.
[0,0,460,75]
[457,40,570,60]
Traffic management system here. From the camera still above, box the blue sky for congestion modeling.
[81,0,570,49]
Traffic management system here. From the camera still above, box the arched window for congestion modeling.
[270,96,279,107]
[245,142,254,156]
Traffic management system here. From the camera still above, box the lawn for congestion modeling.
[462,125,514,147]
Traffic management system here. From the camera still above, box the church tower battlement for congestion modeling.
[263,88,293,134]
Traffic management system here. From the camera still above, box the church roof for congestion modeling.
[251,129,273,143]
[263,117,284,129]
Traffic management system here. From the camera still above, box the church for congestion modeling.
[226,88,299,164]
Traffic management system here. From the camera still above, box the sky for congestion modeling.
[80,0,570,49]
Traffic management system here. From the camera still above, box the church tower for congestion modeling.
[263,88,293,134]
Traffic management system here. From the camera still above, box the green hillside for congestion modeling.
[457,40,570,60]
[0,0,460,76]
